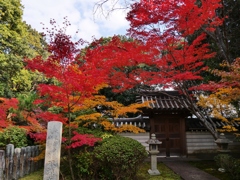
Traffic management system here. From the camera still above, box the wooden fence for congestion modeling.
[0,144,44,180]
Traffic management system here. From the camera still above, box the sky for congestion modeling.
[21,0,130,42]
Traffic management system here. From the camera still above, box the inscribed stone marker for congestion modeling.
[43,121,63,180]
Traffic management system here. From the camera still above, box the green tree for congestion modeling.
[212,0,240,64]
[191,0,240,81]
[0,0,47,97]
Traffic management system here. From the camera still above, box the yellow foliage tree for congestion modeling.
[198,58,240,134]
[197,89,239,132]
[73,93,149,133]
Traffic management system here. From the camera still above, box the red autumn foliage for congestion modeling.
[87,0,225,140]
[0,98,18,129]
[86,0,223,93]
[26,27,107,112]
[0,97,43,133]
[87,34,215,92]
[127,0,223,38]
[27,21,106,98]
[36,111,67,124]
[194,58,240,92]
[29,131,47,143]
[19,111,43,131]
[67,131,102,149]
[25,19,108,149]
[1,0,226,143]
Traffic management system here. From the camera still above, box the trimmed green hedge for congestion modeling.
[92,135,147,180]
[0,126,28,148]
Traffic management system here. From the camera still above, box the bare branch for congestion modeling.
[93,0,133,19]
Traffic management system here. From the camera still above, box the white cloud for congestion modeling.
[21,0,129,42]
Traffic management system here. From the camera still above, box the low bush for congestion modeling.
[59,134,147,180]
[59,127,113,179]
[214,154,240,180]
[0,126,28,148]
[92,135,148,180]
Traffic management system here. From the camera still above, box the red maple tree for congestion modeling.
[26,19,106,179]
[89,0,225,139]
[26,19,107,125]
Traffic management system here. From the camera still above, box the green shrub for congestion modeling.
[59,134,147,180]
[74,151,95,179]
[60,149,94,180]
[92,135,148,180]
[59,127,108,180]
[214,154,240,180]
[0,126,28,148]
[214,154,233,170]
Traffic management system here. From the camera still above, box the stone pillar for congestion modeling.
[43,121,63,180]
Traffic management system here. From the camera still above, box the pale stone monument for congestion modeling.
[43,121,63,180]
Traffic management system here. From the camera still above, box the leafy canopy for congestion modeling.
[0,0,47,97]
[89,0,228,139]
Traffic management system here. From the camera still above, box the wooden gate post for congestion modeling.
[5,144,14,180]
[13,148,21,179]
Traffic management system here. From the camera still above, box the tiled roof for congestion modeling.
[136,91,191,113]
[186,118,240,131]
[134,91,240,131]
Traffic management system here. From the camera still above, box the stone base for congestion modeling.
[148,169,161,175]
